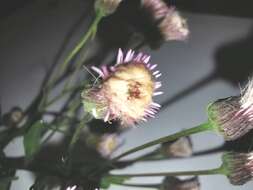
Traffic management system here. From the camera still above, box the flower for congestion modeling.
[161,176,200,190]
[82,49,162,126]
[158,8,189,41]
[222,151,253,185]
[207,79,253,140]
[142,0,169,21]
[95,0,122,16]
[141,0,189,41]
[161,136,193,158]
[97,134,121,157]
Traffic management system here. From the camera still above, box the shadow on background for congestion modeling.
[161,25,253,110]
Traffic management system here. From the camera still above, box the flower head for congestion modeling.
[207,79,253,140]
[97,134,121,157]
[161,176,200,190]
[95,0,122,16]
[161,136,193,158]
[158,8,189,41]
[142,0,169,21]
[222,151,253,185]
[141,0,189,41]
[82,49,162,126]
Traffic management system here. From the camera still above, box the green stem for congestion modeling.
[115,183,160,189]
[110,165,224,178]
[68,113,92,151]
[113,122,213,160]
[56,11,104,84]
[68,120,86,151]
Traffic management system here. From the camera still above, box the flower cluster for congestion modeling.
[207,79,253,140]
[82,49,162,126]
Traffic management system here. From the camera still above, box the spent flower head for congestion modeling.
[142,0,169,21]
[222,151,253,185]
[141,0,189,41]
[161,176,200,190]
[207,79,253,140]
[95,0,122,16]
[82,49,162,126]
[158,8,189,41]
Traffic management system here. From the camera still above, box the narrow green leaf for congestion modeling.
[23,121,44,160]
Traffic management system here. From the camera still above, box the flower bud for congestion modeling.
[95,0,122,16]
[82,49,162,126]
[161,176,200,190]
[207,79,253,141]
[161,136,193,158]
[222,152,253,185]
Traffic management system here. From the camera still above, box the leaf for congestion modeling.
[100,176,129,189]
[23,121,44,160]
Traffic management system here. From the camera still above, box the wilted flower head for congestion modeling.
[142,0,169,21]
[95,0,122,16]
[207,79,253,140]
[222,151,253,185]
[161,176,200,190]
[161,136,193,158]
[97,134,121,157]
[158,8,189,41]
[141,0,189,41]
[82,49,162,126]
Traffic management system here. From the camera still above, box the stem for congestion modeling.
[110,165,224,178]
[68,114,92,151]
[113,122,213,160]
[115,183,160,189]
[54,11,104,86]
